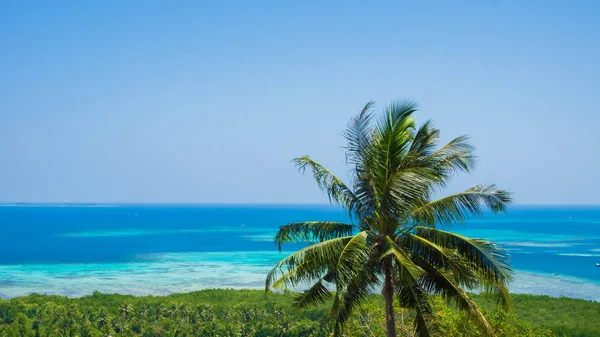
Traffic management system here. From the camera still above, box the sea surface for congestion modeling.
[0,204,599,300]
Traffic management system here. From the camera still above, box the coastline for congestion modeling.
[1,205,599,302]
[509,270,600,301]
[1,255,599,301]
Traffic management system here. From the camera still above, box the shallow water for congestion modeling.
[0,204,598,300]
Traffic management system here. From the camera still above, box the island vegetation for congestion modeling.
[0,289,598,337]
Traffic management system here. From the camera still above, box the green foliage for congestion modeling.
[471,293,600,337]
[0,290,596,337]
[0,289,330,337]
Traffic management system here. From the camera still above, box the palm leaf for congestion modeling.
[413,227,512,309]
[369,101,418,207]
[403,234,454,270]
[332,255,382,337]
[407,120,439,157]
[426,135,475,175]
[403,233,481,290]
[343,100,375,167]
[372,100,418,174]
[336,231,371,285]
[379,235,435,336]
[414,227,513,284]
[266,236,353,291]
[380,236,423,285]
[396,284,435,337]
[274,221,356,251]
[293,156,364,217]
[410,184,512,227]
[293,280,332,309]
[382,166,445,225]
[417,257,496,337]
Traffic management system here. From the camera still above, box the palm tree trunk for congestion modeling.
[382,258,397,337]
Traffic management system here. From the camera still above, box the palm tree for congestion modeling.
[119,303,134,320]
[266,100,513,337]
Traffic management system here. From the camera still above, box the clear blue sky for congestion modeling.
[1,1,598,204]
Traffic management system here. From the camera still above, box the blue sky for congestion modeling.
[1,1,598,204]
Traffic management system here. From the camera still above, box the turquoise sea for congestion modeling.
[0,204,599,300]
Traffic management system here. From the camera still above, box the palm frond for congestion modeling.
[343,101,378,219]
[396,284,435,337]
[403,233,480,290]
[414,227,513,284]
[274,221,356,251]
[293,156,363,217]
[476,271,511,310]
[416,258,496,337]
[293,280,332,309]
[265,236,353,291]
[332,257,382,337]
[379,100,418,165]
[407,120,439,158]
[410,184,512,227]
[379,234,435,336]
[370,101,418,203]
[469,241,512,309]
[380,236,423,284]
[336,231,371,285]
[352,170,377,226]
[382,166,445,225]
[427,135,475,175]
[343,100,375,167]
[411,227,512,308]
[399,134,475,196]
[403,234,453,270]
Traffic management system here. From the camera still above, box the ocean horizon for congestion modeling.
[1,204,599,301]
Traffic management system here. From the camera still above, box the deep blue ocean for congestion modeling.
[0,204,599,300]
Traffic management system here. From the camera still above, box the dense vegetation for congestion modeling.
[267,100,512,336]
[0,289,598,337]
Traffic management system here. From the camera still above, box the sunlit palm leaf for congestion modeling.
[417,258,496,337]
[408,229,511,309]
[414,227,513,284]
[403,233,481,290]
[380,236,423,283]
[372,100,418,176]
[266,236,353,290]
[336,231,371,285]
[410,184,512,227]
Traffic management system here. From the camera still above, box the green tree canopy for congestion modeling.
[266,100,513,337]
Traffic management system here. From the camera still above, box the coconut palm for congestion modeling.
[266,100,512,337]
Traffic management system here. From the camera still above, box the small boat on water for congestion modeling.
[596,263,600,267]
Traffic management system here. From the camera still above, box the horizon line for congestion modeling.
[1,202,600,207]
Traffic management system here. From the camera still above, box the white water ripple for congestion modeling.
[1,251,599,302]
